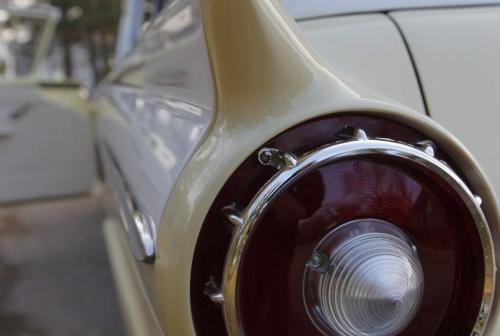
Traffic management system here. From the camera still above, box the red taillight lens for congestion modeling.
[239,154,486,336]
[191,115,495,336]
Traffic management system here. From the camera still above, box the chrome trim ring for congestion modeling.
[220,136,496,336]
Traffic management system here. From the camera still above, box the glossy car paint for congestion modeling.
[95,0,215,229]
[96,0,215,329]
[96,0,500,335]
[282,0,500,19]
[296,14,426,114]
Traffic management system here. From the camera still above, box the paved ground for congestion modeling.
[0,196,125,336]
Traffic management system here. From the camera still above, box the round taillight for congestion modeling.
[191,115,495,336]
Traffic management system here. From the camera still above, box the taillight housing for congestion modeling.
[191,114,495,336]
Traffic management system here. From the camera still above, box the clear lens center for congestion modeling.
[304,219,424,336]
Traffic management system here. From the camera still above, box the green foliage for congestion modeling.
[55,0,120,34]
[49,0,122,82]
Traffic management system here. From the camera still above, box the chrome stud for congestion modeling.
[307,251,330,274]
[257,148,297,169]
[416,140,436,157]
[354,128,368,141]
[204,277,225,304]
[336,126,368,141]
[258,149,273,165]
[474,195,483,206]
[222,205,244,228]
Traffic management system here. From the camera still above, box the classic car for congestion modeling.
[92,0,500,335]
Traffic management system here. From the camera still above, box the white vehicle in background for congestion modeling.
[54,0,500,335]
[0,4,95,203]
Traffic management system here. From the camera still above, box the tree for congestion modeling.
[49,0,121,84]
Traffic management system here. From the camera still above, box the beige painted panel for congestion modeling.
[103,217,164,336]
[391,7,500,334]
[298,14,426,114]
[391,7,500,199]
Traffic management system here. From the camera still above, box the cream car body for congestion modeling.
[94,0,500,335]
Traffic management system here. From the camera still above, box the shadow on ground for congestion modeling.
[0,196,125,336]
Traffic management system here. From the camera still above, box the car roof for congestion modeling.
[0,4,60,21]
[282,0,500,20]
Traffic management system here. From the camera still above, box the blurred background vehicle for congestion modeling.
[0,2,123,336]
[0,4,95,203]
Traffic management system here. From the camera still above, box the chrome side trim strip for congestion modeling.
[101,143,156,263]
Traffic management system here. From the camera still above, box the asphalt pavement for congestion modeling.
[0,195,125,336]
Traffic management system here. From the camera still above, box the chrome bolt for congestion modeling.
[258,149,273,165]
[336,126,369,141]
[308,251,330,273]
[354,128,368,141]
[416,140,436,157]
[310,253,322,267]
[204,277,225,304]
[222,205,244,227]
[257,148,297,169]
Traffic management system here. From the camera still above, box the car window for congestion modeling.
[0,12,46,78]
[152,0,168,16]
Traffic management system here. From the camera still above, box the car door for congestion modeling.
[0,5,95,203]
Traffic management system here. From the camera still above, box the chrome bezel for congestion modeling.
[219,137,496,336]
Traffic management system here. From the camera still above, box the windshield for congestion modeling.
[0,10,46,78]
